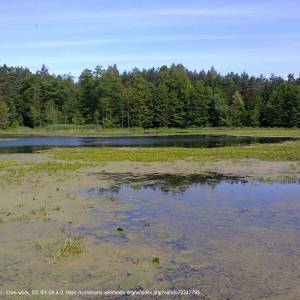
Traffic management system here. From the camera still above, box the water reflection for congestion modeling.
[76,173,300,297]
[78,173,300,245]
[86,172,246,194]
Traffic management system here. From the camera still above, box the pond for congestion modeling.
[0,134,295,153]
[77,173,300,298]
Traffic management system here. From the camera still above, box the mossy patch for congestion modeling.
[49,141,300,163]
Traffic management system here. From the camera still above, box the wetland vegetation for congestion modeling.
[0,130,300,298]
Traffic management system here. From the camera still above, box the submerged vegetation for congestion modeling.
[50,141,300,162]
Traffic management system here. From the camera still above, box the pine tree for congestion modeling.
[267,83,300,127]
[229,91,245,127]
[78,69,95,123]
[188,80,210,126]
[0,99,9,129]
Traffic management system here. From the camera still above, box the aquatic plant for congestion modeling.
[30,209,37,215]
[152,257,160,264]
[50,234,84,259]
[39,206,47,216]
[36,239,50,250]
[85,204,95,209]
[18,213,30,221]
[53,205,61,211]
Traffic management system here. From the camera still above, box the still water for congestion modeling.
[77,174,300,299]
[0,135,295,153]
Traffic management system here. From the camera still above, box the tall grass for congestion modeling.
[0,126,299,137]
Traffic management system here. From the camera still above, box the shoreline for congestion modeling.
[1,127,300,138]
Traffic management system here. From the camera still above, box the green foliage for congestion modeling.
[0,100,9,129]
[72,111,85,125]
[188,80,210,126]
[229,91,245,126]
[0,64,300,129]
[266,83,300,127]
[44,100,60,124]
[102,117,113,128]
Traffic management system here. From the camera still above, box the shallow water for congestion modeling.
[78,174,300,298]
[0,134,294,153]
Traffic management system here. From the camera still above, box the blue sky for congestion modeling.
[1,0,300,77]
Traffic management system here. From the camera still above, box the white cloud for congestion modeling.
[51,2,300,21]
[3,32,300,49]
[2,1,299,23]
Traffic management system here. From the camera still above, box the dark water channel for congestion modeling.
[0,134,294,153]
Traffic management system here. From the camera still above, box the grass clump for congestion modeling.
[53,205,61,211]
[117,227,124,233]
[152,257,160,264]
[18,213,30,221]
[30,206,48,218]
[50,234,84,259]
[36,239,50,250]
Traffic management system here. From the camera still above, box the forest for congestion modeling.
[0,63,300,129]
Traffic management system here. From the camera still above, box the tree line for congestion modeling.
[0,63,300,129]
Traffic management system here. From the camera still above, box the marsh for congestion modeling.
[0,134,300,299]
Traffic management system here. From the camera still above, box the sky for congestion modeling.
[1,0,300,77]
